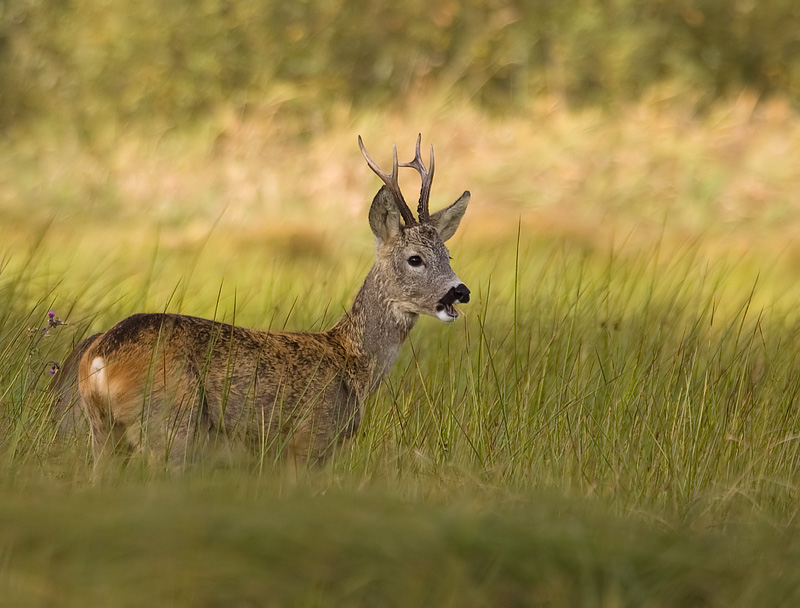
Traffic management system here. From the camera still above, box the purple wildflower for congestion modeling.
[48,311,66,328]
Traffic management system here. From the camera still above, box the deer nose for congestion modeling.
[454,283,470,304]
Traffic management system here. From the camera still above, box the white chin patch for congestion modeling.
[435,303,459,322]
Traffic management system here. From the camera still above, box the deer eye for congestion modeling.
[407,255,423,267]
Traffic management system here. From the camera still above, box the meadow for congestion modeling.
[1,90,800,605]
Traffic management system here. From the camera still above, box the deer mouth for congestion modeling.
[435,302,460,321]
[435,284,470,322]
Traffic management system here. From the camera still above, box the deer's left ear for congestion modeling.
[429,191,470,242]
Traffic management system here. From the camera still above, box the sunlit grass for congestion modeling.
[4,223,799,519]
[2,97,800,604]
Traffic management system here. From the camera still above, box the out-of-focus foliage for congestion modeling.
[1,0,799,127]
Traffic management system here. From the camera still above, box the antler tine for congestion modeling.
[399,133,435,223]
[358,135,417,226]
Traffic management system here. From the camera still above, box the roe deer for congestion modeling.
[74,135,471,467]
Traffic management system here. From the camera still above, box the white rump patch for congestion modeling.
[89,356,108,392]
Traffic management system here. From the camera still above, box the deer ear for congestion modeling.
[429,191,470,242]
[369,186,403,244]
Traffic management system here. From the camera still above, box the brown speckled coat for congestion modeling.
[75,138,471,467]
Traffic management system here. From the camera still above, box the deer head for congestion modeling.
[359,135,471,322]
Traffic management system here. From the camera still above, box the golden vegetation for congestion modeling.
[2,3,800,604]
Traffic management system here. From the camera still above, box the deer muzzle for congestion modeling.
[435,284,470,322]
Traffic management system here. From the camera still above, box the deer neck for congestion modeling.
[330,265,418,389]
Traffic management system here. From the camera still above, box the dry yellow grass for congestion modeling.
[2,92,798,324]
[4,92,799,245]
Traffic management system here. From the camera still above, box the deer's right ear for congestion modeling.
[430,191,470,242]
[368,186,403,244]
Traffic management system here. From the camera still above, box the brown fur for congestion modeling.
[74,140,471,468]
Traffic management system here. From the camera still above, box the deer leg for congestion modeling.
[83,403,131,481]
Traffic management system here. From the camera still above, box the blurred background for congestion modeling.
[1,0,799,310]
[3,0,799,124]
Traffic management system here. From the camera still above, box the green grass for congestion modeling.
[2,99,800,605]
[2,479,799,607]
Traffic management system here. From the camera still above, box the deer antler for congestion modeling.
[358,136,417,226]
[399,133,435,223]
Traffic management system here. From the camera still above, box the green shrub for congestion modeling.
[1,0,798,129]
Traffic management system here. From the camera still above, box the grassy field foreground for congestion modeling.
[2,97,800,604]
[2,479,799,607]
